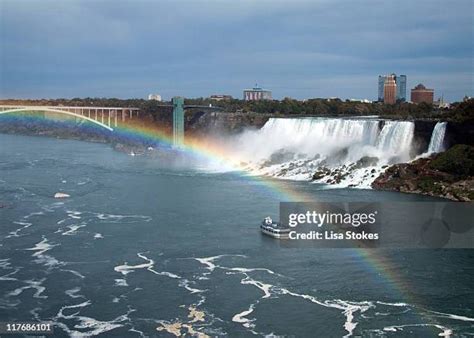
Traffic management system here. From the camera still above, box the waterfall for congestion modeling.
[375,121,415,162]
[234,117,381,162]
[222,117,416,186]
[233,117,414,164]
[427,122,447,154]
[200,117,418,186]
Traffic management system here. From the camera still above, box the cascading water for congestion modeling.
[223,117,416,188]
[375,121,415,161]
[427,122,447,154]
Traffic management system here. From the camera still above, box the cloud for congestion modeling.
[0,0,472,101]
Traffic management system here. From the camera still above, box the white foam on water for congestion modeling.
[62,224,87,236]
[0,259,20,281]
[232,303,256,329]
[114,252,181,295]
[382,324,453,337]
[240,275,273,299]
[94,233,104,239]
[66,210,82,219]
[61,269,85,279]
[6,221,32,238]
[0,258,12,269]
[194,254,247,272]
[25,237,57,257]
[24,211,45,219]
[426,309,474,322]
[114,257,154,276]
[376,301,410,307]
[65,287,85,299]
[77,178,91,186]
[0,268,20,281]
[115,278,128,287]
[178,279,206,294]
[95,213,152,223]
[8,279,47,299]
[192,254,392,337]
[25,237,65,269]
[54,300,133,337]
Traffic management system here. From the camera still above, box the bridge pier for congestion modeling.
[172,97,185,147]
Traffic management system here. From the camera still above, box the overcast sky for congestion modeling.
[1,0,473,101]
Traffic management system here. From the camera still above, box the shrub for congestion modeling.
[430,144,474,176]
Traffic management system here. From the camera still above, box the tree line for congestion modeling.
[0,97,472,122]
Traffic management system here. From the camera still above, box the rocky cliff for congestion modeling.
[186,111,272,135]
[372,145,474,201]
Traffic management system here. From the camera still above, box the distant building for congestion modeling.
[209,94,233,101]
[148,94,162,101]
[378,76,385,101]
[378,74,407,102]
[433,96,450,109]
[349,98,373,103]
[243,85,272,101]
[383,75,397,104]
[411,84,434,104]
[396,75,407,101]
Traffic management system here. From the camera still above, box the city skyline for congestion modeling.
[0,0,472,102]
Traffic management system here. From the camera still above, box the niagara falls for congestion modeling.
[1,0,473,337]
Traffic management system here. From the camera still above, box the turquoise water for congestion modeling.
[0,133,472,337]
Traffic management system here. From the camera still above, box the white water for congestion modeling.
[427,122,447,154]
[223,117,416,187]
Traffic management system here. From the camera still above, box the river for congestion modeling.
[0,133,472,337]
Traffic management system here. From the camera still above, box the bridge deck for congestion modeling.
[0,105,140,110]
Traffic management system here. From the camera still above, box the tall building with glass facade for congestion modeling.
[396,75,407,102]
[378,74,407,102]
[378,76,385,101]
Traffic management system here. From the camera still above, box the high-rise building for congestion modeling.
[383,75,397,104]
[243,84,272,101]
[411,84,434,104]
[378,74,407,102]
[396,75,407,101]
[378,76,385,101]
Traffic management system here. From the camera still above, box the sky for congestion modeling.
[0,0,473,102]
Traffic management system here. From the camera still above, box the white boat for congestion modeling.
[260,217,290,239]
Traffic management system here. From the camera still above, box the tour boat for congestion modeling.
[260,217,290,239]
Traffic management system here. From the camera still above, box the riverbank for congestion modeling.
[372,145,474,201]
[1,112,473,201]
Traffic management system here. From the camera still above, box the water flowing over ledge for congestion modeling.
[223,117,427,188]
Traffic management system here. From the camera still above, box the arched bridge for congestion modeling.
[0,98,223,146]
[0,105,140,131]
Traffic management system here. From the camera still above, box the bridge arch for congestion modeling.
[0,107,114,131]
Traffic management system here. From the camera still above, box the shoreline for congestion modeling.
[1,129,472,202]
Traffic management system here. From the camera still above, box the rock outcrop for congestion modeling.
[372,145,474,201]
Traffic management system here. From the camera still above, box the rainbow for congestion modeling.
[0,111,441,332]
